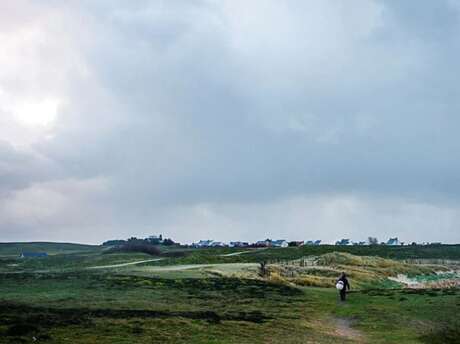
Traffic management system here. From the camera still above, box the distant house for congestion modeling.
[386,238,400,246]
[20,252,48,258]
[288,241,304,247]
[229,241,249,248]
[335,239,351,246]
[255,239,272,247]
[210,241,227,247]
[272,240,288,248]
[193,240,214,248]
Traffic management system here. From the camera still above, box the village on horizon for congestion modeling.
[102,234,444,249]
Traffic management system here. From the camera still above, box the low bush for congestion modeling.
[107,241,161,256]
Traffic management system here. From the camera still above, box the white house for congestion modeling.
[229,241,249,247]
[255,239,272,247]
[335,239,351,246]
[210,241,227,247]
[193,240,214,248]
[272,240,288,248]
[386,238,400,246]
[306,240,322,246]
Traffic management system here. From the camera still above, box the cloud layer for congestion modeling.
[1,0,460,244]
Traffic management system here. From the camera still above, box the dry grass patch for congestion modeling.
[264,252,443,289]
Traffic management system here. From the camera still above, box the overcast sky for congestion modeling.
[1,0,460,244]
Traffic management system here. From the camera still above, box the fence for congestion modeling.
[267,256,318,267]
[403,258,460,265]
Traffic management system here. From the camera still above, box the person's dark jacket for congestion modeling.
[337,276,350,291]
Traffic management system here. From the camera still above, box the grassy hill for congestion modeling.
[0,244,459,343]
[151,244,460,266]
[268,252,444,289]
[0,242,102,256]
[0,268,458,343]
[1,242,459,260]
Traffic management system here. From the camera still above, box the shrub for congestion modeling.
[107,241,161,256]
[293,275,335,288]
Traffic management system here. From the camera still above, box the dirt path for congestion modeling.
[138,262,258,272]
[219,248,268,257]
[140,264,210,271]
[87,258,163,269]
[334,318,366,343]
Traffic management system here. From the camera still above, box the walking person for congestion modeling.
[336,272,350,302]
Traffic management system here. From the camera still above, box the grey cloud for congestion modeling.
[0,141,61,196]
[1,0,460,243]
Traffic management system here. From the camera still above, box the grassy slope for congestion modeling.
[0,245,459,343]
[0,272,458,343]
[151,245,460,266]
[0,252,157,273]
[1,242,459,260]
[0,242,102,256]
[267,252,441,289]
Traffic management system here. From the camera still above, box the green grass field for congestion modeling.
[0,243,459,343]
[143,244,460,266]
[0,242,102,257]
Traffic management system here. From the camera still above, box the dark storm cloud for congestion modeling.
[1,0,460,243]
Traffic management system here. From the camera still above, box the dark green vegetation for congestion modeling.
[148,244,460,266]
[0,242,459,343]
[0,242,101,256]
[106,241,161,255]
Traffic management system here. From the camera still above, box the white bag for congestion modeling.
[336,281,344,290]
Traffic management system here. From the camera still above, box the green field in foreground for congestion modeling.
[0,243,459,343]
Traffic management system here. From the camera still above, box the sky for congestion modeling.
[1,0,460,245]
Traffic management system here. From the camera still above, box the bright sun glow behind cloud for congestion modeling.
[13,98,60,127]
